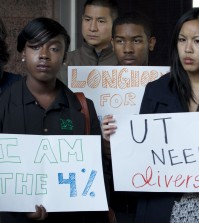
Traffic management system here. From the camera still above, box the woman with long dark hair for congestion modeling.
[102,7,199,223]
[136,8,199,223]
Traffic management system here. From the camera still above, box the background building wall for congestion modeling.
[1,0,193,75]
[1,0,60,75]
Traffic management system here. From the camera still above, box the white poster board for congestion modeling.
[110,112,199,192]
[68,66,170,121]
[0,134,108,212]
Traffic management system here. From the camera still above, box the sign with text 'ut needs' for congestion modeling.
[110,112,199,192]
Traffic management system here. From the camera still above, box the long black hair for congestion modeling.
[169,8,199,107]
[17,17,70,61]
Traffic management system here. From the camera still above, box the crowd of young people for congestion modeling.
[1,1,199,222]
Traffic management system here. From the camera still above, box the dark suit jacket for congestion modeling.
[135,73,185,223]
[140,73,186,114]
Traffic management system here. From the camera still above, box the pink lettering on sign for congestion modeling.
[132,166,199,190]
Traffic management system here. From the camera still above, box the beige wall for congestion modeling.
[1,0,60,75]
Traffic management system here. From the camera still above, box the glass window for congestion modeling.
[193,0,199,7]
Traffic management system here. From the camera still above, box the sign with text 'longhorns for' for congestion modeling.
[68,66,170,121]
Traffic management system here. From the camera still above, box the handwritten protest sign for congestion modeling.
[110,113,199,192]
[68,66,170,121]
[0,134,108,212]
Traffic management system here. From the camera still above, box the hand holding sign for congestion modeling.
[26,205,48,221]
[101,114,117,141]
